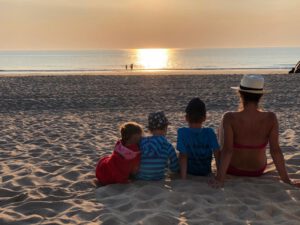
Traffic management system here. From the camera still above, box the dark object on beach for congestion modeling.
[289,61,300,74]
[130,64,134,70]
[125,65,128,70]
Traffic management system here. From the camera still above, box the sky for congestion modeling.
[1,0,300,50]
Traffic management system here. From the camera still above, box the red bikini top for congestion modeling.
[233,142,268,150]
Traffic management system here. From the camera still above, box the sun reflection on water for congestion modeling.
[136,48,169,69]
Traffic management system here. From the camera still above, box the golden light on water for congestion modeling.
[137,48,169,69]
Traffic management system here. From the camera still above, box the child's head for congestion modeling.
[185,98,206,126]
[148,111,170,136]
[120,122,143,145]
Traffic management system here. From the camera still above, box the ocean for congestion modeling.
[0,47,299,74]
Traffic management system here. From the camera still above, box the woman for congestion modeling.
[211,75,294,188]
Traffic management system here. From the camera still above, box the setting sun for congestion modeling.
[137,49,169,69]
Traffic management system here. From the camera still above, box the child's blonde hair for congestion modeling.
[120,122,143,142]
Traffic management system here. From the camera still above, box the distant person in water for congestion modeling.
[130,64,134,70]
[210,75,297,188]
[125,65,128,70]
[95,122,143,185]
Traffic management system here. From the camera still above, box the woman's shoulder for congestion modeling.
[223,111,276,119]
[222,111,237,121]
[223,111,239,116]
[262,111,276,116]
[262,111,277,122]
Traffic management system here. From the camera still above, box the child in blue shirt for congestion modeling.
[177,98,220,179]
[136,111,179,180]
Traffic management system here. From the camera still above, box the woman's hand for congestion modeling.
[293,180,300,188]
[285,179,300,188]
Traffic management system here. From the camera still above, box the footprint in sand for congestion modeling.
[281,129,296,146]
[0,192,28,207]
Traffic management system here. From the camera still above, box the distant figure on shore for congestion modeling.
[289,61,300,74]
[125,65,128,70]
[130,64,134,70]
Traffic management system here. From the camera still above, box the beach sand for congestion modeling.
[0,73,300,224]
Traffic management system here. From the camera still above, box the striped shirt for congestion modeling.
[136,136,179,180]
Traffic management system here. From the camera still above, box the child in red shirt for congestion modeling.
[95,122,143,185]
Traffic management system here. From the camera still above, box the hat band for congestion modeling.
[240,85,263,91]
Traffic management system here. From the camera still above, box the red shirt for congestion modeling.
[95,141,140,185]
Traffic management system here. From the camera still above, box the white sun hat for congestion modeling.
[231,75,271,94]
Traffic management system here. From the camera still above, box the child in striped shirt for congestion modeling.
[136,111,179,180]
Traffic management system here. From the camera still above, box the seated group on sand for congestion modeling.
[95,75,298,188]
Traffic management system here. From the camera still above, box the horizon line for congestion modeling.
[1,46,300,52]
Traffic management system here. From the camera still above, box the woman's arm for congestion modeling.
[269,113,291,184]
[213,113,234,187]
[179,153,188,179]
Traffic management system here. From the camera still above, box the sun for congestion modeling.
[137,49,169,69]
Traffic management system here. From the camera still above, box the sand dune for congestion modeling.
[0,73,300,224]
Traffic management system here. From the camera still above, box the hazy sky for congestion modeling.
[1,0,300,50]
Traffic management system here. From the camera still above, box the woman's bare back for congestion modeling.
[230,111,274,146]
[225,110,276,170]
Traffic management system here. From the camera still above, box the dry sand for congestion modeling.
[0,73,300,224]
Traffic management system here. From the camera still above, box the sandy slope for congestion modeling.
[0,74,299,225]
[96,175,300,225]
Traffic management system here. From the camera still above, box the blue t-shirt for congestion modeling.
[177,127,220,176]
[136,136,179,180]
